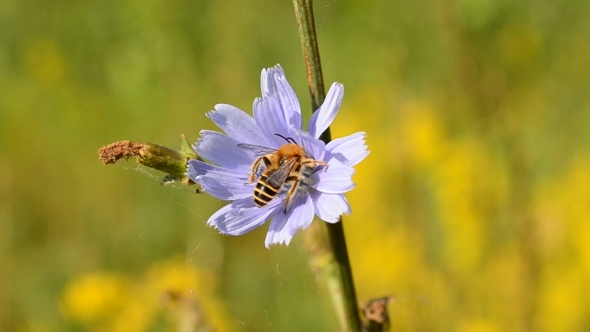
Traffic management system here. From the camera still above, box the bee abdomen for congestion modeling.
[254,175,280,207]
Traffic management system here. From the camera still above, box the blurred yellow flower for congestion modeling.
[60,272,130,324]
[537,269,585,332]
[459,318,500,332]
[59,258,234,332]
[144,258,203,296]
[432,139,489,274]
[100,295,156,332]
[399,100,446,169]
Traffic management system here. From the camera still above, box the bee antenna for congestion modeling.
[274,133,297,144]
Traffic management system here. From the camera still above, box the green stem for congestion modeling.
[292,1,363,331]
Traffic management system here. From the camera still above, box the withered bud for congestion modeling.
[99,137,196,184]
[362,296,394,332]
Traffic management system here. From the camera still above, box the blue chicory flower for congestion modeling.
[187,65,368,247]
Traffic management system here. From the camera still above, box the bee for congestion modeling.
[238,134,328,212]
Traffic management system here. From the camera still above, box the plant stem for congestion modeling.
[292,1,362,331]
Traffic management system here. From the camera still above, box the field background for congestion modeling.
[1,0,590,331]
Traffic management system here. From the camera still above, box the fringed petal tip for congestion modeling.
[260,65,302,131]
[309,160,356,194]
[312,192,351,223]
[264,230,295,248]
[207,198,277,236]
[261,65,286,97]
[326,131,369,167]
[207,104,269,146]
[307,83,344,138]
[263,194,314,248]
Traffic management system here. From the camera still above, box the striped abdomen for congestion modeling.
[254,175,281,207]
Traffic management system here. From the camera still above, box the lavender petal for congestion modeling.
[208,104,270,146]
[264,192,314,247]
[187,160,253,200]
[264,208,295,247]
[194,130,253,170]
[260,65,282,97]
[275,72,302,131]
[287,192,315,232]
[325,132,369,167]
[307,83,344,138]
[253,96,290,147]
[299,132,326,160]
[208,198,277,236]
[309,161,356,194]
[310,190,350,223]
[261,65,302,132]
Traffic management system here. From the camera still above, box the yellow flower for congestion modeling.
[60,272,130,323]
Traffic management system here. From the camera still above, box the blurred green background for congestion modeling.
[2,0,590,331]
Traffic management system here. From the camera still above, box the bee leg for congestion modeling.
[246,157,268,184]
[302,159,329,172]
[283,176,300,213]
[315,160,329,172]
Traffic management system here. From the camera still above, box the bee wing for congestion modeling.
[237,143,277,157]
[267,157,298,187]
